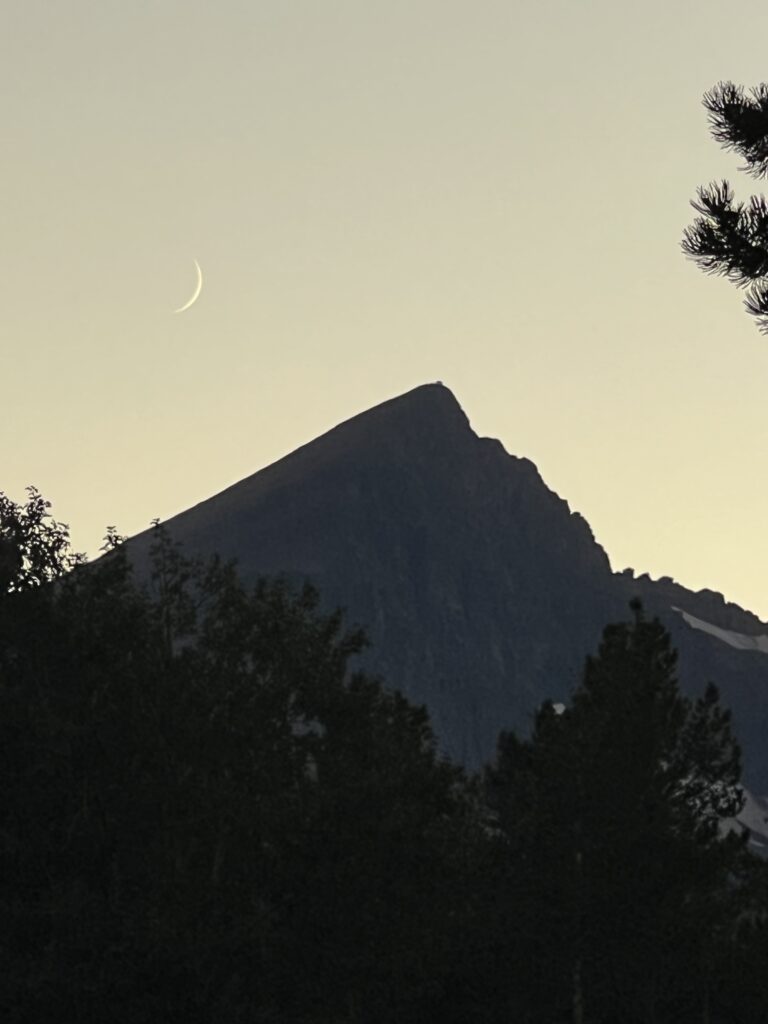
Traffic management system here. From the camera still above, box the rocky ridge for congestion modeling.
[124,383,768,794]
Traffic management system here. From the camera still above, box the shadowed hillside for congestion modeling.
[124,384,768,790]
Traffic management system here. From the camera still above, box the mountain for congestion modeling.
[124,383,768,810]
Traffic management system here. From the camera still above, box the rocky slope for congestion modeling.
[124,383,768,793]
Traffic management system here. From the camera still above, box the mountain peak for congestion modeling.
[224,382,474,501]
[122,383,768,786]
[353,381,468,427]
[307,381,472,459]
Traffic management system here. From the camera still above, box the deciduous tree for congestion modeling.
[0,513,485,1022]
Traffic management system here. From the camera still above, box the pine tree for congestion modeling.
[682,81,768,333]
[487,602,749,1023]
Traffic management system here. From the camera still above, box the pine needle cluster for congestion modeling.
[683,81,768,331]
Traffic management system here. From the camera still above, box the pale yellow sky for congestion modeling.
[4,1,768,618]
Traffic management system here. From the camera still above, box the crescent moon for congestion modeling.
[174,260,203,313]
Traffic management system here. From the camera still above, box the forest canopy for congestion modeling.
[1,490,766,1023]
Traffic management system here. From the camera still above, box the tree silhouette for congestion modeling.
[0,486,83,592]
[682,81,768,333]
[5,494,767,1021]
[0,517,485,1022]
[486,602,755,1023]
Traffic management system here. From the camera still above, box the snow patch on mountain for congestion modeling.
[672,608,768,656]
[731,790,768,853]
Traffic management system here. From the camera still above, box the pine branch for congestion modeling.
[744,279,768,333]
[682,181,768,285]
[683,81,768,336]
[704,81,768,178]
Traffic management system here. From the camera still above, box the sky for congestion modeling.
[5,0,768,620]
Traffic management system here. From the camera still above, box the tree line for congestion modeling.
[2,488,767,1023]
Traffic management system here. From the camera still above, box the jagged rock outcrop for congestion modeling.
[124,383,768,791]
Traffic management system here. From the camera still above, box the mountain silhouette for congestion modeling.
[125,383,768,794]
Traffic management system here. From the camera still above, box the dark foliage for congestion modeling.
[486,601,768,1023]
[0,514,488,1023]
[683,81,768,332]
[2,493,767,1022]
[0,487,84,591]
[702,82,768,178]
